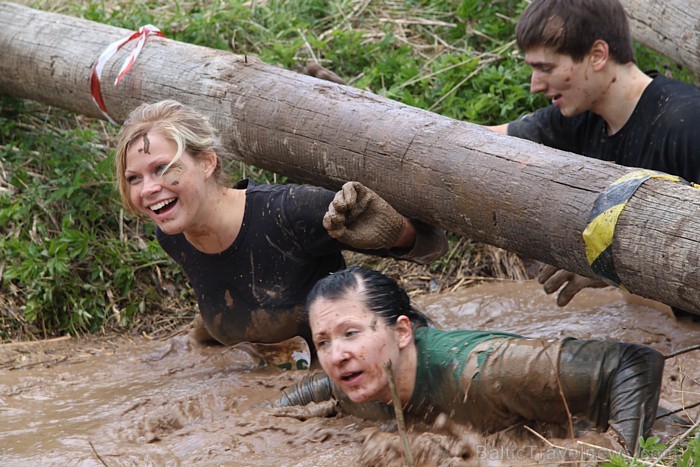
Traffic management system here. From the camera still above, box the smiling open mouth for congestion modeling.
[150,198,177,215]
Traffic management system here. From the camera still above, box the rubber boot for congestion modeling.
[557,339,665,454]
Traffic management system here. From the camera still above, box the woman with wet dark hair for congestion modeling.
[276,266,664,455]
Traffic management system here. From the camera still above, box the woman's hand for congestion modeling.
[323,181,407,250]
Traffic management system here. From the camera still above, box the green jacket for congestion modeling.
[336,326,519,423]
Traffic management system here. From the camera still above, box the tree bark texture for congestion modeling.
[0,2,698,313]
[620,0,700,80]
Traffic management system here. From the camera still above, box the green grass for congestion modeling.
[0,97,176,336]
[0,0,543,340]
[3,0,695,336]
[602,432,700,466]
[3,0,695,332]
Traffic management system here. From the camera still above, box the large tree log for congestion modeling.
[620,0,700,80]
[1,2,698,313]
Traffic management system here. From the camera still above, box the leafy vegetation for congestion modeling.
[1,0,556,340]
[2,0,695,333]
[1,0,693,317]
[602,431,700,466]
[0,97,179,337]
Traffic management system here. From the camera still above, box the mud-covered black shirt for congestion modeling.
[157,179,445,346]
[508,75,700,316]
[508,75,700,183]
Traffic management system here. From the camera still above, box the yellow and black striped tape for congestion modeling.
[582,169,699,289]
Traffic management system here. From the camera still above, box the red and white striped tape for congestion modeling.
[90,25,165,123]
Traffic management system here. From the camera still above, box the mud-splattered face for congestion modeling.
[524,45,599,117]
[124,130,213,235]
[309,292,402,404]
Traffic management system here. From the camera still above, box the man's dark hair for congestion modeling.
[515,0,635,64]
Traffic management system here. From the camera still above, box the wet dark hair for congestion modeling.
[515,0,635,64]
[306,265,432,328]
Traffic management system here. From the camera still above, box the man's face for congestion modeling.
[524,45,597,117]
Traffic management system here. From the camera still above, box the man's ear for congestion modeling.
[395,315,414,350]
[589,39,609,71]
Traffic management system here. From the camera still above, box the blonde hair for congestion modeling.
[114,100,229,217]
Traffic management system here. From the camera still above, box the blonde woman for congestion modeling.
[115,100,447,352]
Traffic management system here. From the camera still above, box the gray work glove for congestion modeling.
[537,263,609,306]
[323,181,405,250]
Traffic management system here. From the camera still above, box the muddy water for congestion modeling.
[1,280,698,466]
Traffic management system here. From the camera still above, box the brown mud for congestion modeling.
[1,280,699,466]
